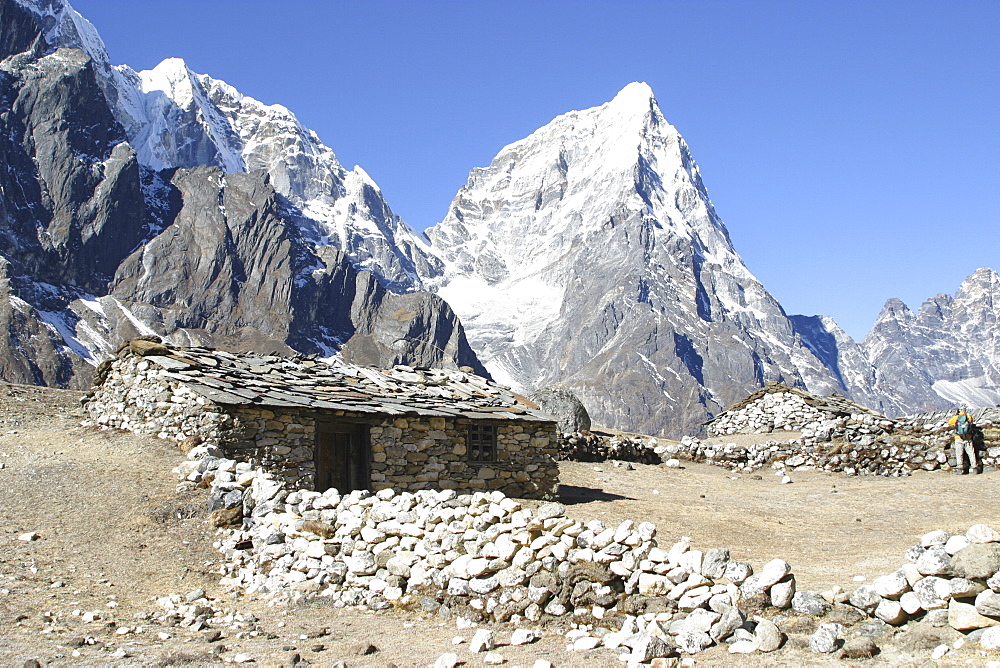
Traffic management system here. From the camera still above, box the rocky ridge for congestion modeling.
[860,267,1000,414]
[13,0,438,291]
[0,0,481,389]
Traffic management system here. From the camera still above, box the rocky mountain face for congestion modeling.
[0,0,482,389]
[859,268,1000,413]
[17,0,437,292]
[2,0,994,434]
[420,83,850,435]
[790,268,1000,417]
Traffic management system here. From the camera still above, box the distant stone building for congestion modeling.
[708,382,887,438]
[84,340,559,498]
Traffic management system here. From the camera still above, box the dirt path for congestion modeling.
[0,384,995,666]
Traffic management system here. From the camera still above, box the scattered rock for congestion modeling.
[809,623,842,653]
[345,641,379,656]
[840,636,879,659]
[510,628,538,645]
[469,628,496,653]
[433,652,458,668]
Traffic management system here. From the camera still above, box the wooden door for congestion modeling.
[314,423,369,493]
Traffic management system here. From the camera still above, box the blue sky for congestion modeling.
[71,0,999,341]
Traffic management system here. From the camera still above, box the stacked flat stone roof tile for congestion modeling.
[130,346,556,423]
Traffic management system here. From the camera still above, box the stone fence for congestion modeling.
[687,388,1000,477]
[173,449,1000,660]
[557,432,661,464]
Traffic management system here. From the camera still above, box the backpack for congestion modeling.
[956,413,973,437]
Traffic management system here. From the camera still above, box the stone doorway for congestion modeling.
[314,422,369,493]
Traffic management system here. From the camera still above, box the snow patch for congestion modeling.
[107,297,157,336]
[35,309,97,364]
[932,377,1000,409]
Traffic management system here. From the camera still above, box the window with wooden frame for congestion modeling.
[467,424,498,463]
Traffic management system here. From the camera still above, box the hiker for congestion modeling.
[948,407,981,474]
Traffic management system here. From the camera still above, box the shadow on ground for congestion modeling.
[558,484,636,504]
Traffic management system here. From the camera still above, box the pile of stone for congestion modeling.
[177,455,804,659]
[822,525,1000,654]
[708,383,893,445]
[152,590,257,637]
[557,432,661,464]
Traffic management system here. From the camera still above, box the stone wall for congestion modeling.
[557,432,661,464]
[194,455,798,658]
[668,435,950,477]
[218,408,558,498]
[82,352,231,443]
[689,401,1000,477]
[369,417,558,498]
[184,453,1000,659]
[84,352,558,499]
[219,407,319,486]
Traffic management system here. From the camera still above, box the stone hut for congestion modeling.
[708,382,888,438]
[83,340,559,499]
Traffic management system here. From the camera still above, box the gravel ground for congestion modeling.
[2,383,998,666]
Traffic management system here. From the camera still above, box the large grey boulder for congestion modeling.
[952,544,1000,580]
[529,384,592,433]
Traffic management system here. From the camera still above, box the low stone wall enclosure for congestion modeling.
[87,350,1000,661]
[666,384,1000,477]
[174,449,1000,661]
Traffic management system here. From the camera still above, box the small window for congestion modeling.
[467,424,497,462]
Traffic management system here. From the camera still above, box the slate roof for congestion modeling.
[713,382,885,421]
[126,344,556,422]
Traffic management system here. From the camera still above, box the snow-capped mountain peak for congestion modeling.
[421,82,843,434]
[859,268,1000,414]
[14,0,106,63]
[10,0,435,291]
[139,58,195,105]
